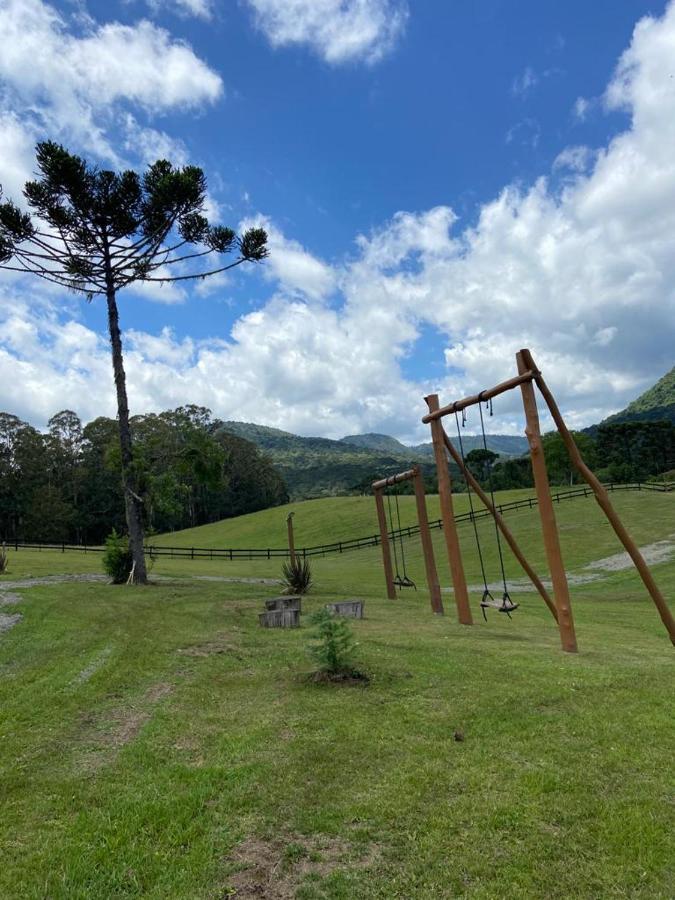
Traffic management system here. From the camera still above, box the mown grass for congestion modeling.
[1,490,673,898]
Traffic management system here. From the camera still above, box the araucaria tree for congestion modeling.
[0,142,268,583]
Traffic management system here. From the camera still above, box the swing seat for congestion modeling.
[394,575,417,590]
[480,591,518,619]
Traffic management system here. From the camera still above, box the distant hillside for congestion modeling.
[340,432,410,454]
[601,366,675,426]
[411,434,529,458]
[217,421,527,499]
[217,421,426,498]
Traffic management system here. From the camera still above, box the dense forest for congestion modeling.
[0,406,288,544]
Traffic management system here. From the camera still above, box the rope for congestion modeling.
[454,410,489,593]
[386,490,401,579]
[478,398,509,597]
[394,492,409,578]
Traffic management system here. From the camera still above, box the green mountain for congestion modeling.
[217,421,527,499]
[602,366,675,426]
[340,433,410,454]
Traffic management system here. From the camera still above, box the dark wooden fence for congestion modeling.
[6,481,672,561]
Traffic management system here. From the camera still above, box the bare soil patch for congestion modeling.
[0,612,22,634]
[307,669,370,686]
[224,832,381,898]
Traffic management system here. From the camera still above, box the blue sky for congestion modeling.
[0,0,674,440]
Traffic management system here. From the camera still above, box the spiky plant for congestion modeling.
[281,557,313,595]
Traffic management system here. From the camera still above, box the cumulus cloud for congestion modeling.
[245,0,408,64]
[0,0,223,164]
[242,216,337,300]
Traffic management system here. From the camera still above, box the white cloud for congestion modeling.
[0,0,223,164]
[553,145,594,173]
[242,215,337,300]
[573,96,591,121]
[512,66,538,97]
[142,0,213,19]
[245,0,408,64]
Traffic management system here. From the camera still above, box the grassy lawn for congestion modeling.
[1,490,674,898]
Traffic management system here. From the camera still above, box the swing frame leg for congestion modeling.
[374,488,397,600]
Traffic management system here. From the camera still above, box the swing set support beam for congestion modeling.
[441,428,558,623]
[522,348,675,647]
[372,467,444,614]
[425,394,473,625]
[421,346,674,652]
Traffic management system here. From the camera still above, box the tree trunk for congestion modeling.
[105,282,147,585]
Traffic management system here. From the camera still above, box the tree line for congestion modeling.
[0,405,288,545]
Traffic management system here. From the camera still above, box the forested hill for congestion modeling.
[219,421,528,498]
[601,366,675,426]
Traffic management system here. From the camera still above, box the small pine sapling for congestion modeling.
[307,607,357,677]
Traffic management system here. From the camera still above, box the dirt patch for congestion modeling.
[0,612,22,634]
[307,669,370,686]
[177,634,241,658]
[0,574,107,589]
[224,832,381,898]
[73,645,113,684]
[584,536,675,572]
[77,681,175,773]
[0,592,21,606]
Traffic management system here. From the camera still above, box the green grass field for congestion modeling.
[1,489,674,898]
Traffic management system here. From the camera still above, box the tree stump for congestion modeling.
[325,599,364,619]
[258,608,300,628]
[264,595,302,612]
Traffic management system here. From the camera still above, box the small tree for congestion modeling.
[0,143,268,583]
[307,608,356,675]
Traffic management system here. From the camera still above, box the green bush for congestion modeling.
[307,608,356,675]
[103,529,133,584]
[281,557,312,595]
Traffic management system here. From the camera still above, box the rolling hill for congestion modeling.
[217,422,528,499]
[602,365,675,426]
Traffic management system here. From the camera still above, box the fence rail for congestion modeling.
[5,481,672,561]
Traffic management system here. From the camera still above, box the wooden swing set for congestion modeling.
[375,348,675,654]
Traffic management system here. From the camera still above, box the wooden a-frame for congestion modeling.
[422,347,675,653]
[372,466,444,615]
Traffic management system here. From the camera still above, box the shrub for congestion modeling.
[0,542,8,575]
[281,557,312,595]
[307,608,356,675]
[103,529,134,584]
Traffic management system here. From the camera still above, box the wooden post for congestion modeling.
[516,351,577,653]
[441,429,558,622]
[522,348,675,647]
[374,488,397,600]
[425,394,472,625]
[412,467,444,615]
[286,512,297,567]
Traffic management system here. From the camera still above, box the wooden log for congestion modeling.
[372,469,417,490]
[265,595,302,612]
[412,467,444,615]
[374,488,397,600]
[441,429,558,622]
[516,351,577,653]
[258,608,300,628]
[286,513,297,567]
[422,371,535,423]
[326,600,364,618]
[425,394,472,625]
[522,347,675,647]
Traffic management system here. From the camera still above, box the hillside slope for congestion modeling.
[218,420,527,498]
[603,366,675,425]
